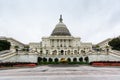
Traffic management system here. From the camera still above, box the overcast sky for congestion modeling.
[0,0,120,44]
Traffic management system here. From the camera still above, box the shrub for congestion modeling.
[0,40,11,51]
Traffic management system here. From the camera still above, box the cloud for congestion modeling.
[0,0,120,44]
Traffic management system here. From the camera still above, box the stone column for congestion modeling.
[57,39,59,47]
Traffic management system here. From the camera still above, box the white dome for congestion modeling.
[51,15,71,36]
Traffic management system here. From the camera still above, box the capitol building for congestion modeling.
[0,15,120,63]
[28,15,93,62]
[30,15,92,56]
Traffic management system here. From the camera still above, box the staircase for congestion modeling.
[109,50,120,61]
[0,50,16,61]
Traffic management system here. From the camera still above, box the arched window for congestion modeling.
[74,50,77,54]
[73,58,77,62]
[43,57,47,62]
[79,57,83,62]
[67,50,70,55]
[54,58,59,62]
[37,57,42,63]
[61,50,64,55]
[46,50,48,55]
[48,58,53,62]
[67,58,71,62]
[84,57,89,63]
[54,50,57,55]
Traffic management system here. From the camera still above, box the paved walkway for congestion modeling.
[0,65,120,80]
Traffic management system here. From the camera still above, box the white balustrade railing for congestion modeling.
[38,54,87,58]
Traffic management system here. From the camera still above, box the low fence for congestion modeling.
[0,62,37,67]
[90,61,120,66]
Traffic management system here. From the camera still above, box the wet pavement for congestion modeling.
[0,65,120,80]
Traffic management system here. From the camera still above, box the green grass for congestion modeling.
[68,62,89,64]
[38,61,89,65]
[38,62,59,65]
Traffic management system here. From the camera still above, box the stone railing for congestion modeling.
[110,50,120,56]
[38,54,87,58]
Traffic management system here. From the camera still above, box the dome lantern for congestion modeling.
[59,15,63,23]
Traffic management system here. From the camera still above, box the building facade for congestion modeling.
[0,37,25,51]
[1,16,120,63]
[29,15,92,61]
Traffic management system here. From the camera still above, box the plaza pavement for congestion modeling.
[0,65,120,80]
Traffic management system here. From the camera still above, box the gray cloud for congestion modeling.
[0,0,120,44]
